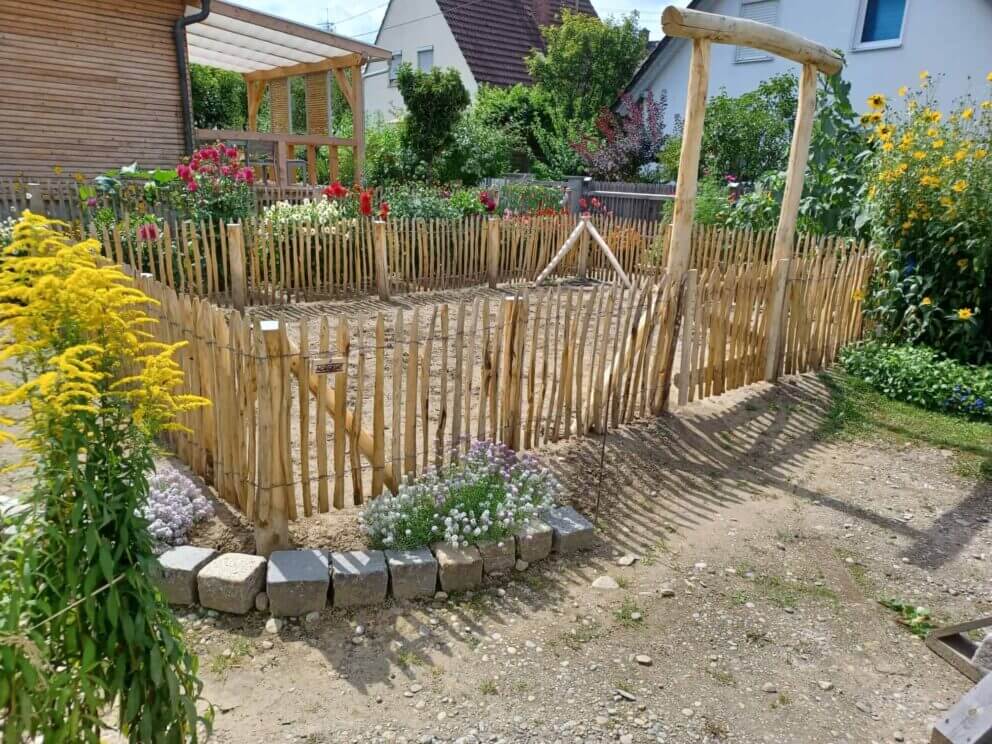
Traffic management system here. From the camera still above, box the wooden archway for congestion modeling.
[661,6,843,381]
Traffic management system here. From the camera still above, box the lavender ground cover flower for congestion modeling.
[360,441,561,551]
[142,462,215,553]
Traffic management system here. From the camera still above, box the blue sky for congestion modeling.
[237,1,690,42]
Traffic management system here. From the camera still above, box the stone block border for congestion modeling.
[154,508,595,617]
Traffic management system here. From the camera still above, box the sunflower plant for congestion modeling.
[0,213,211,742]
[862,71,992,363]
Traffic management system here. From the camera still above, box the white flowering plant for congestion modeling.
[0,216,15,248]
[360,441,561,550]
[262,197,345,235]
[142,462,215,552]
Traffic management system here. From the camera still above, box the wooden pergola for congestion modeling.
[184,1,391,185]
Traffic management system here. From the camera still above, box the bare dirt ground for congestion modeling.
[185,373,989,744]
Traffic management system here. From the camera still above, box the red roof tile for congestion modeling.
[437,0,597,87]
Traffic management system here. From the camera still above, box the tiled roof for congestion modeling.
[437,0,597,87]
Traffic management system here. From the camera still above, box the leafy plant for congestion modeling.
[862,72,992,363]
[0,213,210,742]
[840,341,990,419]
[397,64,471,181]
[879,599,936,639]
[496,183,566,216]
[360,441,561,550]
[573,91,669,181]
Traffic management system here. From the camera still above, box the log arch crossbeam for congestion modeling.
[660,6,842,75]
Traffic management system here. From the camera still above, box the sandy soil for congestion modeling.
[182,373,989,744]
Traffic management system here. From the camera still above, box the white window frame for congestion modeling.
[417,46,434,72]
[734,0,778,64]
[851,0,909,52]
[388,52,403,86]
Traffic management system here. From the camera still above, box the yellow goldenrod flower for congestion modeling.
[896,162,909,174]
[926,127,938,137]
[962,107,974,119]
[957,258,969,269]
[921,297,932,306]
[955,149,968,161]
[987,71,992,82]
[952,179,968,192]
[976,149,988,159]
[956,308,973,320]
[852,289,865,302]
[939,196,953,208]
[882,141,894,152]
[898,85,908,97]
[920,70,930,82]
[932,139,945,149]
[920,174,941,187]
[912,150,927,160]
[901,220,913,230]
[867,93,887,110]
[869,112,883,124]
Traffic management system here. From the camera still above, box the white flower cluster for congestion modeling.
[142,463,214,552]
[0,216,16,248]
[360,441,561,550]
[262,198,344,235]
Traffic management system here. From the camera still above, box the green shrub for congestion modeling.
[360,442,561,550]
[840,341,991,419]
[660,174,731,226]
[497,182,565,216]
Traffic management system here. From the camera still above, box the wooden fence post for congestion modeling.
[677,269,698,407]
[256,319,292,556]
[763,257,792,382]
[576,217,590,281]
[373,219,391,301]
[487,217,501,289]
[226,222,247,311]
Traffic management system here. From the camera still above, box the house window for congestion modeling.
[388,53,403,85]
[854,0,907,50]
[735,0,778,63]
[417,47,434,72]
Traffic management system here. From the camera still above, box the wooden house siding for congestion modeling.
[0,0,187,180]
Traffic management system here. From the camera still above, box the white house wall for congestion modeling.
[630,0,992,133]
[363,0,478,122]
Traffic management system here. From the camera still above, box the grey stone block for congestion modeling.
[385,548,438,600]
[477,537,515,575]
[330,550,388,608]
[267,549,330,617]
[431,543,483,593]
[154,546,218,605]
[514,519,553,563]
[545,506,595,554]
[197,553,267,615]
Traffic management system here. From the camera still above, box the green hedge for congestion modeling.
[840,341,991,419]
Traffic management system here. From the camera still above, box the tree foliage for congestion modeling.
[190,64,248,130]
[660,73,798,183]
[526,10,648,128]
[396,64,470,181]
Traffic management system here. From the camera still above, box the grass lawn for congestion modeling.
[818,370,992,481]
